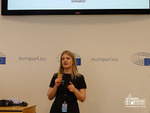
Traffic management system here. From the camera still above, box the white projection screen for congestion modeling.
[1,0,150,15]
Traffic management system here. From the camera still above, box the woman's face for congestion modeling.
[61,54,73,70]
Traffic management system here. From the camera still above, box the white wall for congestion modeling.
[1,2,150,113]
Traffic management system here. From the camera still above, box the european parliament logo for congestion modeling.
[131,52,150,66]
[74,53,81,66]
[144,58,150,66]
[76,58,81,66]
[0,52,6,65]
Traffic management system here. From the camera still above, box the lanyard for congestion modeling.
[61,79,67,102]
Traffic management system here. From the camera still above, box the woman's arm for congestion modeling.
[47,76,62,100]
[47,86,58,100]
[74,88,86,102]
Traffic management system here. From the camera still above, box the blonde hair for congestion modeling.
[58,50,80,79]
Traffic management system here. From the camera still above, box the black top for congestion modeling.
[49,73,87,113]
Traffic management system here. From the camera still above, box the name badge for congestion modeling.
[62,102,68,112]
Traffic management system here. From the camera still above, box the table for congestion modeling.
[0,105,36,113]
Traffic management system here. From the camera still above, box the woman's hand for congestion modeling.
[67,81,86,102]
[55,76,62,88]
[67,81,77,93]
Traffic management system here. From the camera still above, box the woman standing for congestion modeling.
[47,50,87,113]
